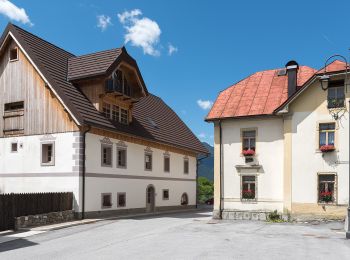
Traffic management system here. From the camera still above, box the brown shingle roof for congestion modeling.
[68,48,122,81]
[0,23,207,154]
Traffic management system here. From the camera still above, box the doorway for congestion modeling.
[146,185,155,212]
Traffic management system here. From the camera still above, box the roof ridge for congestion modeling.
[70,48,122,59]
[11,23,75,57]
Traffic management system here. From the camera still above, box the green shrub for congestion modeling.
[267,210,284,223]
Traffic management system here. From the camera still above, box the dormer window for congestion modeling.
[102,102,129,125]
[9,47,18,61]
[105,69,132,96]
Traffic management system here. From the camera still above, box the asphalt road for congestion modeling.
[0,210,349,259]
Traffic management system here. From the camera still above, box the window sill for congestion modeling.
[318,202,337,206]
[102,164,113,167]
[117,166,127,169]
[41,163,55,167]
[241,199,257,204]
[102,205,112,209]
[315,149,338,154]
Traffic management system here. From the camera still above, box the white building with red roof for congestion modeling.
[206,59,349,220]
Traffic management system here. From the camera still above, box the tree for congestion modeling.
[198,176,214,203]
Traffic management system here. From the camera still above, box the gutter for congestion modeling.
[81,125,91,219]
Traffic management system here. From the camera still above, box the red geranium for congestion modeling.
[320,145,335,152]
[242,149,255,156]
[320,191,333,202]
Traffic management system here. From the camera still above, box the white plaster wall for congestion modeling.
[85,178,196,211]
[0,132,81,211]
[84,133,197,211]
[292,107,349,205]
[222,117,284,212]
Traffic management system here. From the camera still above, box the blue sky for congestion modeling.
[1,1,350,145]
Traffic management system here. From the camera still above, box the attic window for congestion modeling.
[277,69,287,76]
[9,47,18,61]
[148,118,158,129]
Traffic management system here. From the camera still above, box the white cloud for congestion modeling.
[198,133,206,139]
[97,15,112,31]
[168,43,178,56]
[118,9,161,56]
[0,0,32,26]
[197,99,213,110]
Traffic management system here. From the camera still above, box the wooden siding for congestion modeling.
[0,39,79,137]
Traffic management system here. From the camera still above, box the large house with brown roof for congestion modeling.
[207,59,349,220]
[0,23,207,218]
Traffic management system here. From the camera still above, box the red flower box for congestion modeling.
[320,145,335,153]
[320,191,333,202]
[242,149,255,156]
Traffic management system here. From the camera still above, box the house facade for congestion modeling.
[207,60,349,220]
[0,23,207,218]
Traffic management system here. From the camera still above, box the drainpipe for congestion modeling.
[219,120,223,219]
[81,125,91,220]
[196,154,209,209]
[347,100,350,239]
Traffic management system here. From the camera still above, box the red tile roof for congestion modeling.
[316,60,348,74]
[206,66,316,120]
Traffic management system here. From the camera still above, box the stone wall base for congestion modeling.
[15,210,74,230]
[221,210,268,221]
[76,205,196,219]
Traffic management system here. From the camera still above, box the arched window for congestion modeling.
[181,193,188,205]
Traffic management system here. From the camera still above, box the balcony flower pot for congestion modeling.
[319,191,333,203]
[242,190,255,200]
[320,145,335,153]
[242,149,255,156]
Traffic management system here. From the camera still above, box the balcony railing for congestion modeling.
[105,79,132,97]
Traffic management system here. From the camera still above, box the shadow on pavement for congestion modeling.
[0,238,38,253]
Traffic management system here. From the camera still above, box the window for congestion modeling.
[9,47,18,61]
[184,158,189,174]
[101,193,112,208]
[319,123,335,148]
[164,155,170,173]
[117,193,126,207]
[4,101,24,111]
[111,105,120,121]
[241,176,256,200]
[101,144,112,167]
[120,109,128,125]
[11,142,18,152]
[318,174,336,204]
[41,143,54,166]
[145,153,152,171]
[163,189,169,200]
[181,193,188,205]
[242,130,256,151]
[102,102,111,118]
[328,80,345,108]
[117,148,127,168]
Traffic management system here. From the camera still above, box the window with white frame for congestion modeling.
[111,105,120,121]
[328,80,345,108]
[319,123,335,148]
[241,175,256,200]
[145,152,152,171]
[120,108,128,125]
[242,130,256,152]
[318,174,336,204]
[41,142,55,166]
[101,193,112,208]
[101,144,112,167]
[102,102,128,125]
[103,102,111,118]
[184,158,189,174]
[117,147,127,168]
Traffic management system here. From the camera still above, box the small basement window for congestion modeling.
[163,190,169,200]
[117,193,126,207]
[9,47,18,61]
[102,193,112,208]
[41,143,54,166]
[11,142,18,152]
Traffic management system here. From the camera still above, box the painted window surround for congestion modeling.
[240,127,258,157]
[315,120,339,153]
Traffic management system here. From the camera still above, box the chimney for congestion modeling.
[285,60,299,98]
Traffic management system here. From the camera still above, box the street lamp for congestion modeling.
[319,54,350,239]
